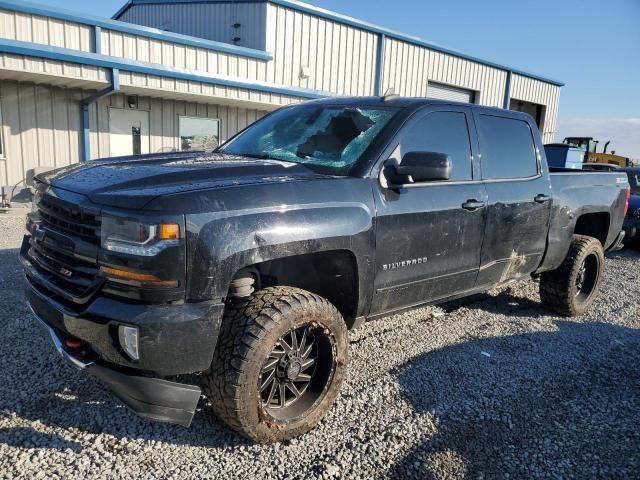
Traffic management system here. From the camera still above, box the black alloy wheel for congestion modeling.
[259,324,336,422]
[205,286,348,443]
[574,252,600,304]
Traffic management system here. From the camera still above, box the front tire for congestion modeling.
[540,235,605,316]
[204,287,348,443]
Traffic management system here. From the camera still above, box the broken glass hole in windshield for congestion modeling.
[257,108,395,168]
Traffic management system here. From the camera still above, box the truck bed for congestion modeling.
[541,169,629,271]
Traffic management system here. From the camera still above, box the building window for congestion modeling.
[179,116,220,152]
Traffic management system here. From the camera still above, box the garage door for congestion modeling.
[427,82,476,103]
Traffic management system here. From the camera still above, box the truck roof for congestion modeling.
[301,96,530,118]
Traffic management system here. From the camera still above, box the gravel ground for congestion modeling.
[1,212,639,479]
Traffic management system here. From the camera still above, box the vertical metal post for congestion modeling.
[82,105,91,163]
[81,69,120,162]
[503,70,512,109]
[374,34,386,96]
[94,26,102,54]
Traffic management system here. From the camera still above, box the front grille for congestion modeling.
[39,195,101,245]
[25,194,104,304]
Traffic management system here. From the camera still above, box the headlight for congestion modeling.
[101,216,181,257]
[31,190,43,214]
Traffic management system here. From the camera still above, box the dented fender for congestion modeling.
[180,178,376,313]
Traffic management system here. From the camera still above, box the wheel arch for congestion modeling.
[573,211,611,246]
[230,250,362,329]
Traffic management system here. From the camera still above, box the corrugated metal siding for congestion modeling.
[382,38,560,142]
[117,3,268,51]
[382,37,507,107]
[511,74,561,144]
[0,8,93,52]
[0,80,83,187]
[0,53,109,86]
[265,4,379,95]
[90,93,268,159]
[0,79,271,184]
[100,28,268,82]
[117,70,305,110]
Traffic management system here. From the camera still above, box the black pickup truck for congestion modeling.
[22,97,629,443]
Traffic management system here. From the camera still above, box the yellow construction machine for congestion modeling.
[562,137,630,167]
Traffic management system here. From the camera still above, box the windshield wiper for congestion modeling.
[234,153,297,164]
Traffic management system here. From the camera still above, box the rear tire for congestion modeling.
[540,235,605,316]
[203,286,348,443]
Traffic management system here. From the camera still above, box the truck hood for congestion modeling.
[37,152,331,209]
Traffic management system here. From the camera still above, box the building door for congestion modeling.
[109,108,150,157]
[427,82,476,103]
[510,99,545,130]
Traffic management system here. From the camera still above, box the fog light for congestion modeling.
[118,326,140,361]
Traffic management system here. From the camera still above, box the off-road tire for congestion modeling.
[540,235,605,316]
[203,286,349,443]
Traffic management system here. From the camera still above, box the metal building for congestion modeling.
[0,0,563,192]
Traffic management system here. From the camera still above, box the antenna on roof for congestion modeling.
[383,88,400,102]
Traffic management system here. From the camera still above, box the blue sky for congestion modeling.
[34,0,640,158]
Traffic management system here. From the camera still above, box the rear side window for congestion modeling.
[398,111,473,181]
[477,114,538,179]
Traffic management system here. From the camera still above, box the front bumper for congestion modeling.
[29,306,202,427]
[22,255,224,375]
[22,247,225,427]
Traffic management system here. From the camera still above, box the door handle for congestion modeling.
[462,199,486,211]
[535,194,551,204]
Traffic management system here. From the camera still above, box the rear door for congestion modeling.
[472,110,553,287]
[371,105,488,315]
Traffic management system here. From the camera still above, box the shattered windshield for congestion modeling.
[220,105,399,173]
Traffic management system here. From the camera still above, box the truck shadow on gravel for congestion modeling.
[0,427,83,452]
[389,320,640,479]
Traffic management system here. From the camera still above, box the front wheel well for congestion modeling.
[229,251,360,329]
[573,212,610,246]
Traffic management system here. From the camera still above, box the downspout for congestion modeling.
[374,34,386,96]
[81,68,120,162]
[503,70,512,109]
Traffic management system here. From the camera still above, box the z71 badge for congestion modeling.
[383,257,428,271]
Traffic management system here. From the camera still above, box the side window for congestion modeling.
[477,114,538,179]
[398,111,473,181]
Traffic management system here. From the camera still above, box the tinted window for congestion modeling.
[477,115,538,179]
[398,111,472,181]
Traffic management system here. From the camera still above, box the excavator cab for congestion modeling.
[562,137,630,167]
[563,137,598,154]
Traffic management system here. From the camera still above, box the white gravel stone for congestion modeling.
[0,213,638,479]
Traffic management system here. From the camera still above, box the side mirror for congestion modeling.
[386,152,452,184]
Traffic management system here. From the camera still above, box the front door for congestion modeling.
[473,111,553,287]
[109,108,150,157]
[371,106,487,315]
